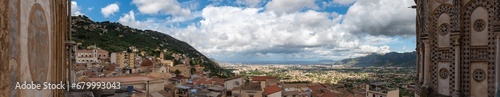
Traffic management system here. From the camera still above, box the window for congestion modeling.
[235,81,240,85]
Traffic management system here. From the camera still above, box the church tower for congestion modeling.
[415,0,500,96]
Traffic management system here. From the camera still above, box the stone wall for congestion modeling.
[0,0,68,97]
[416,0,499,96]
[1,0,11,97]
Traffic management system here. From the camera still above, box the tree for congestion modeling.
[191,68,196,74]
[174,70,182,77]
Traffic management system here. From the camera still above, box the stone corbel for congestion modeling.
[451,30,460,46]
[493,21,500,33]
[421,33,429,41]
[421,33,430,44]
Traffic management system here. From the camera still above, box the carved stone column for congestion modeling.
[451,31,461,97]
[423,37,431,87]
[494,21,500,96]
[418,46,423,83]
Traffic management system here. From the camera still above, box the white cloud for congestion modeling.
[359,45,390,54]
[236,0,263,7]
[118,0,416,61]
[101,3,120,18]
[265,0,317,15]
[165,6,389,60]
[88,7,94,11]
[118,10,201,30]
[333,0,357,5]
[132,0,191,16]
[71,1,84,16]
[341,0,416,36]
[118,11,158,30]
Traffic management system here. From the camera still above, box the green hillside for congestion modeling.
[334,52,416,67]
[71,15,231,77]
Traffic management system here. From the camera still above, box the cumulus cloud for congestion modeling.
[118,11,159,30]
[359,45,390,54]
[341,0,416,36]
[101,3,120,18]
[236,0,263,7]
[118,11,137,27]
[132,0,191,16]
[118,0,415,61]
[160,6,391,60]
[265,0,317,15]
[71,1,84,16]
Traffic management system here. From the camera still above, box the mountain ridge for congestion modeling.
[334,52,417,67]
[71,15,230,77]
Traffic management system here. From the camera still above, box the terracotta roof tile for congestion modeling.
[88,75,161,83]
[308,85,327,91]
[141,59,153,67]
[321,92,338,97]
[264,85,281,95]
[106,65,116,71]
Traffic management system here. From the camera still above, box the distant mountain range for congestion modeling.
[334,52,417,67]
[71,15,231,77]
[223,60,335,65]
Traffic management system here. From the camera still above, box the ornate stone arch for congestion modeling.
[432,4,454,47]
[461,0,495,96]
[430,4,455,95]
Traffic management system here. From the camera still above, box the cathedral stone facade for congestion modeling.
[0,0,70,97]
[415,0,500,97]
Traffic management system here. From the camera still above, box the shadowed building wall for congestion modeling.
[0,0,69,97]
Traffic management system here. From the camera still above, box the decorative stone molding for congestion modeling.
[451,32,460,46]
[440,68,449,79]
[492,21,500,33]
[437,50,453,60]
[28,3,49,84]
[473,19,486,32]
[469,48,489,61]
[473,69,486,82]
[436,0,448,3]
[440,23,450,35]
[422,37,430,44]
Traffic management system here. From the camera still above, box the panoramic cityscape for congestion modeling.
[1,0,499,97]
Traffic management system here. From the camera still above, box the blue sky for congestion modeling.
[71,0,417,62]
